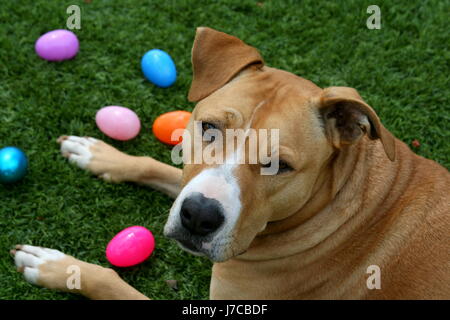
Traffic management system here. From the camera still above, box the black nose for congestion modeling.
[180,193,225,236]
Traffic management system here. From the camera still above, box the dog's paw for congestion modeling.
[58,135,97,170]
[12,245,69,291]
[58,135,132,183]
[11,245,107,294]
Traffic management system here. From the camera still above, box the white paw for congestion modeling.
[59,136,98,169]
[12,245,65,285]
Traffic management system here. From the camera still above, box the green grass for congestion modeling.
[0,0,448,300]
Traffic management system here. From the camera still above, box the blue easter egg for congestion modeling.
[0,147,28,184]
[141,49,177,88]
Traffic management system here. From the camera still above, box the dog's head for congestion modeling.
[164,27,395,262]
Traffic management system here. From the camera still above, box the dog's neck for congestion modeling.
[237,136,401,261]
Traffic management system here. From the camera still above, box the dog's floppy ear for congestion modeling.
[319,86,396,161]
[188,27,264,102]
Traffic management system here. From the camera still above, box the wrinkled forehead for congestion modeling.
[192,67,323,145]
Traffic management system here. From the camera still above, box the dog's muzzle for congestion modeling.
[163,167,242,261]
[164,192,226,256]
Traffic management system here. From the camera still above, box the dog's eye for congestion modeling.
[261,160,293,175]
[278,160,292,173]
[202,122,217,133]
[201,122,218,142]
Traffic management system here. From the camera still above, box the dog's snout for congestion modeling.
[180,193,224,236]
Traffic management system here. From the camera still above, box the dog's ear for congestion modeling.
[188,27,264,102]
[319,86,396,161]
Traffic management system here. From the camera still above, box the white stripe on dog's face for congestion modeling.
[164,142,245,261]
[163,163,242,260]
[164,102,267,261]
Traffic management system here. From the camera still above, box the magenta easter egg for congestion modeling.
[106,226,155,267]
[35,29,79,61]
[95,106,141,141]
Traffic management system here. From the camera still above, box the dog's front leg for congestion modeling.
[57,135,182,198]
[11,245,149,300]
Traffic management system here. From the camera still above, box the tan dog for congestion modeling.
[11,27,450,299]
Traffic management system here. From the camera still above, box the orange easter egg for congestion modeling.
[152,110,191,145]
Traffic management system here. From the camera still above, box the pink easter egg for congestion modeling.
[35,29,79,61]
[106,226,155,267]
[95,106,141,141]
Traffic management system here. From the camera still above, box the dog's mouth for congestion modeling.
[177,239,200,252]
[172,235,249,262]
[171,236,208,257]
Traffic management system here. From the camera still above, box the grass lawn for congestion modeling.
[0,0,448,300]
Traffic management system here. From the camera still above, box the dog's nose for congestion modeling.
[180,193,224,236]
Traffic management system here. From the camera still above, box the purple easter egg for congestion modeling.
[35,29,79,61]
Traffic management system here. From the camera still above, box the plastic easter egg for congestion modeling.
[35,29,79,61]
[106,226,155,267]
[152,111,191,145]
[141,49,177,88]
[0,147,28,184]
[96,106,141,141]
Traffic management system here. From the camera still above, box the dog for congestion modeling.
[11,27,450,299]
